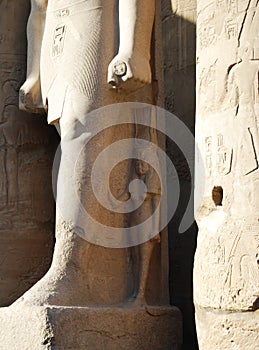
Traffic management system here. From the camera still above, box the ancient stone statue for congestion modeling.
[15,0,166,308]
[0,2,183,348]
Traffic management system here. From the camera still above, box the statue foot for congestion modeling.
[126,295,147,308]
[11,265,90,307]
[11,219,93,308]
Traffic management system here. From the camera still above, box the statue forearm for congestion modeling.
[26,3,47,81]
[19,0,47,112]
[107,0,155,88]
[118,0,155,60]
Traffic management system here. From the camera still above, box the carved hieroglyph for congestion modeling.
[195,0,259,348]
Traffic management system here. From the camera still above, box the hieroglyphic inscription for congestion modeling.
[225,20,238,39]
[204,134,231,176]
[227,0,238,14]
[199,21,216,50]
[217,134,231,174]
[56,9,70,18]
[52,25,66,57]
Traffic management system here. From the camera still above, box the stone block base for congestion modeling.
[196,306,259,350]
[0,305,182,350]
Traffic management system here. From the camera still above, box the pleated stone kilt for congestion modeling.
[40,0,116,124]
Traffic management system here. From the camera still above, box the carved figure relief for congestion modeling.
[0,54,55,219]
[228,43,259,175]
[222,220,259,307]
[0,62,25,212]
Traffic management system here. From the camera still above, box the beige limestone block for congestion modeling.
[196,307,259,350]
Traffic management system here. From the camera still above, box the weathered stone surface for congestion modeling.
[196,307,259,350]
[195,0,259,348]
[0,305,182,350]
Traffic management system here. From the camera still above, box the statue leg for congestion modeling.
[128,199,160,307]
[11,210,91,307]
[11,117,93,307]
[130,240,156,307]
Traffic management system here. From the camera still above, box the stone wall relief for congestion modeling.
[203,133,232,181]
[0,56,56,224]
[227,43,259,177]
[195,0,259,317]
[222,219,259,309]
[0,60,25,213]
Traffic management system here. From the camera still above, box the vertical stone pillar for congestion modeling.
[194,0,259,349]
[0,0,56,305]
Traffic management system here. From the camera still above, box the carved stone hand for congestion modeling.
[19,78,44,113]
[107,53,151,91]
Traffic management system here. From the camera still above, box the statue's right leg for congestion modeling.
[11,198,92,307]
[11,114,93,307]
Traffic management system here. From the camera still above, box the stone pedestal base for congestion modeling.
[0,305,182,350]
[196,307,259,350]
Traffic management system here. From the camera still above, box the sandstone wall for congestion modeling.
[0,0,57,306]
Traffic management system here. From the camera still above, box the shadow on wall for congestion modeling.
[161,1,199,349]
[0,0,58,307]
